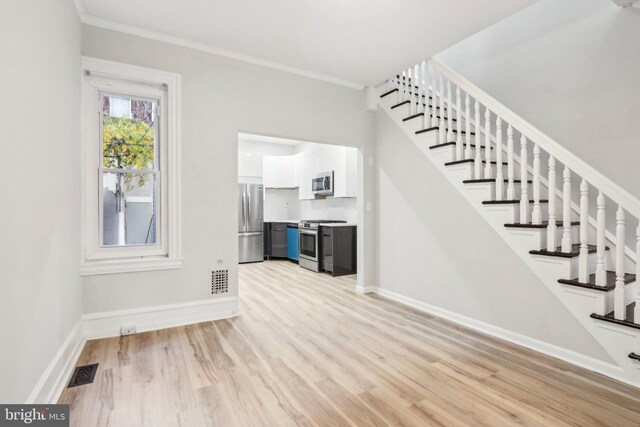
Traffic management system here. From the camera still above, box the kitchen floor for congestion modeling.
[59,261,640,426]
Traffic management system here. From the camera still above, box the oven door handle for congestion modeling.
[299,229,318,235]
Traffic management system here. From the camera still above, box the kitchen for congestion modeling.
[238,133,358,278]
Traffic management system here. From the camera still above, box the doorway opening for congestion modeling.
[237,132,360,290]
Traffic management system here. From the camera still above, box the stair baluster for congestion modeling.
[447,80,454,143]
[595,191,606,286]
[425,62,432,128]
[636,225,640,322]
[547,156,557,251]
[495,117,504,200]
[615,206,626,320]
[579,180,589,282]
[507,125,515,200]
[465,93,472,160]
[474,99,482,179]
[456,87,463,161]
[439,67,445,144]
[484,108,492,179]
[408,67,414,115]
[532,144,542,224]
[414,64,420,117]
[561,166,572,253]
[520,136,529,224]
[420,61,426,117]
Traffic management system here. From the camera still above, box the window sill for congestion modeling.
[80,257,183,276]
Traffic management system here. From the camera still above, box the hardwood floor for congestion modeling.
[60,260,640,426]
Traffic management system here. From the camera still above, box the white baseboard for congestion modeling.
[82,296,240,340]
[26,321,85,404]
[355,285,376,294]
[373,287,631,385]
[26,297,239,404]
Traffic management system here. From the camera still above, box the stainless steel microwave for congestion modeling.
[312,171,334,196]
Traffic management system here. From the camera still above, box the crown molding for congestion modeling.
[74,8,365,91]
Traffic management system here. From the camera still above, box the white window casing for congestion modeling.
[80,57,182,275]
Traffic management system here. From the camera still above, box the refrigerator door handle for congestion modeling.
[246,187,251,229]
[239,231,262,237]
[242,187,247,232]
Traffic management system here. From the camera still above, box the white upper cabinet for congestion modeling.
[297,151,314,200]
[263,146,357,198]
[296,145,357,199]
[332,146,358,198]
[263,155,297,188]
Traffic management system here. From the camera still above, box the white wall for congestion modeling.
[81,25,373,314]
[436,0,640,199]
[0,0,82,402]
[374,109,613,363]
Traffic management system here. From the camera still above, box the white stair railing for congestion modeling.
[387,57,640,325]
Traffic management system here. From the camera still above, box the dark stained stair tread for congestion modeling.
[505,221,579,229]
[416,127,439,135]
[590,302,640,330]
[530,244,604,258]
[380,88,399,98]
[391,100,410,109]
[464,178,531,184]
[403,113,424,121]
[404,113,457,122]
[629,353,640,361]
[445,159,508,166]
[447,129,475,135]
[430,142,491,151]
[558,271,636,292]
[483,199,549,205]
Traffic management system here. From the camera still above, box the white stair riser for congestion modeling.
[390,103,411,120]
[464,184,493,205]
[562,287,608,318]
[430,146,456,164]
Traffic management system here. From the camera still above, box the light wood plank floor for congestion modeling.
[60,260,640,426]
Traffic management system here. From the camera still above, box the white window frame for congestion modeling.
[81,57,182,275]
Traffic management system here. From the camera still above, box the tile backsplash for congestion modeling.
[264,188,357,223]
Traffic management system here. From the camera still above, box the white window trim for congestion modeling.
[80,57,182,275]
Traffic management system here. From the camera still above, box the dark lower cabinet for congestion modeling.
[264,222,289,259]
[321,226,356,277]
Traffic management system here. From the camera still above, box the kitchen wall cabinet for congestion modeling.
[297,150,315,200]
[263,155,297,188]
[332,146,357,198]
[296,145,357,199]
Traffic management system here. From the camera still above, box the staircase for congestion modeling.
[378,58,640,386]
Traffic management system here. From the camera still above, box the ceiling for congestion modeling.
[77,0,536,88]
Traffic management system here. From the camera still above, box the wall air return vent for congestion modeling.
[211,269,229,295]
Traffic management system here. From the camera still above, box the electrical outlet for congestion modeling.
[120,326,137,336]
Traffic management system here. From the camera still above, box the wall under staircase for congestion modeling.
[371,63,640,387]
[374,107,619,374]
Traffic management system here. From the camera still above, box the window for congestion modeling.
[81,57,181,275]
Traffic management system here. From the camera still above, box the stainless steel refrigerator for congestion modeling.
[238,183,264,263]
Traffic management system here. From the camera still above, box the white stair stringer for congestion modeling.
[378,89,640,388]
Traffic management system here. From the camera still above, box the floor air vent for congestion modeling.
[67,363,99,388]
[211,269,229,295]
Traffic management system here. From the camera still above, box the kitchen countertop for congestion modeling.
[318,223,357,227]
[264,220,300,223]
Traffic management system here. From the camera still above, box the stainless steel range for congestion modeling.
[298,220,346,272]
